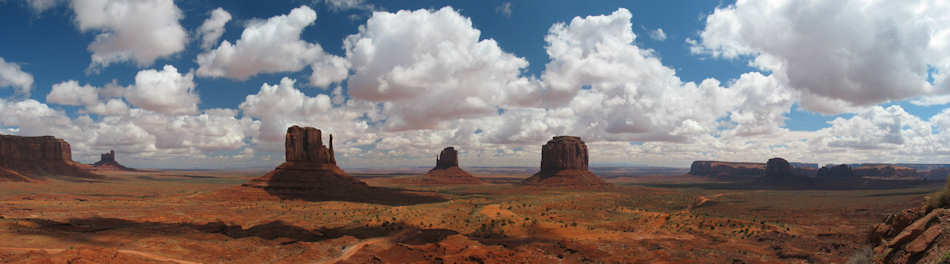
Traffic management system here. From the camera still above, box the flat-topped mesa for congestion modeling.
[0,135,71,166]
[284,126,335,164]
[523,136,608,187]
[0,134,97,180]
[434,147,459,170]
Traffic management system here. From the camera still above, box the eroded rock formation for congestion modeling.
[421,147,482,184]
[236,125,442,204]
[244,126,364,193]
[868,204,950,263]
[91,150,134,171]
[523,136,609,187]
[0,134,96,181]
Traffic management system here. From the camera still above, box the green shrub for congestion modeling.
[929,175,950,209]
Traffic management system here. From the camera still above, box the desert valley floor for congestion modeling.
[0,169,940,263]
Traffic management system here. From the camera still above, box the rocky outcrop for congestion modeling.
[523,136,609,187]
[91,150,134,171]
[421,147,482,184]
[816,164,855,179]
[0,134,97,180]
[868,204,950,263]
[854,165,920,180]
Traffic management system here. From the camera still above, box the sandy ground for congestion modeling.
[0,169,939,263]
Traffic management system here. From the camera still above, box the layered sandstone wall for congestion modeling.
[284,126,335,164]
[539,136,588,172]
[0,134,72,167]
[434,147,459,169]
[524,136,607,187]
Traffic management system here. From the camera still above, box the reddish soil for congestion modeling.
[0,170,939,263]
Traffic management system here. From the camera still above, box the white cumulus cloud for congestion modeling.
[0,58,34,95]
[691,0,950,114]
[71,0,188,70]
[196,5,348,87]
[124,65,199,115]
[197,8,232,50]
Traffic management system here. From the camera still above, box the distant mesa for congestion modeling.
[689,160,818,180]
[90,150,135,171]
[816,164,855,179]
[419,147,482,184]
[853,164,920,180]
[523,136,610,187]
[762,157,814,185]
[0,134,98,181]
[237,125,441,204]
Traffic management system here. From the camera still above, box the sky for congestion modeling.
[0,0,949,169]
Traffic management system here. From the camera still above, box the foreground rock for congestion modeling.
[868,204,950,263]
[90,150,135,171]
[419,147,482,184]
[523,136,609,187]
[238,126,441,204]
[0,134,97,181]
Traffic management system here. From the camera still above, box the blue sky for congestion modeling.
[0,0,948,169]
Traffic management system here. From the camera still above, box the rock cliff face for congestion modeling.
[421,147,481,184]
[523,136,608,187]
[0,134,96,181]
[91,150,134,171]
[284,126,335,164]
[244,126,368,198]
[434,147,459,170]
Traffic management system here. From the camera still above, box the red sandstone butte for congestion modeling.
[523,136,609,187]
[90,150,135,171]
[243,125,368,196]
[0,134,98,181]
[420,147,482,184]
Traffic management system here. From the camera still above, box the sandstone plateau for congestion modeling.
[90,150,135,171]
[523,136,609,187]
[419,147,482,184]
[0,134,97,181]
[762,157,814,185]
